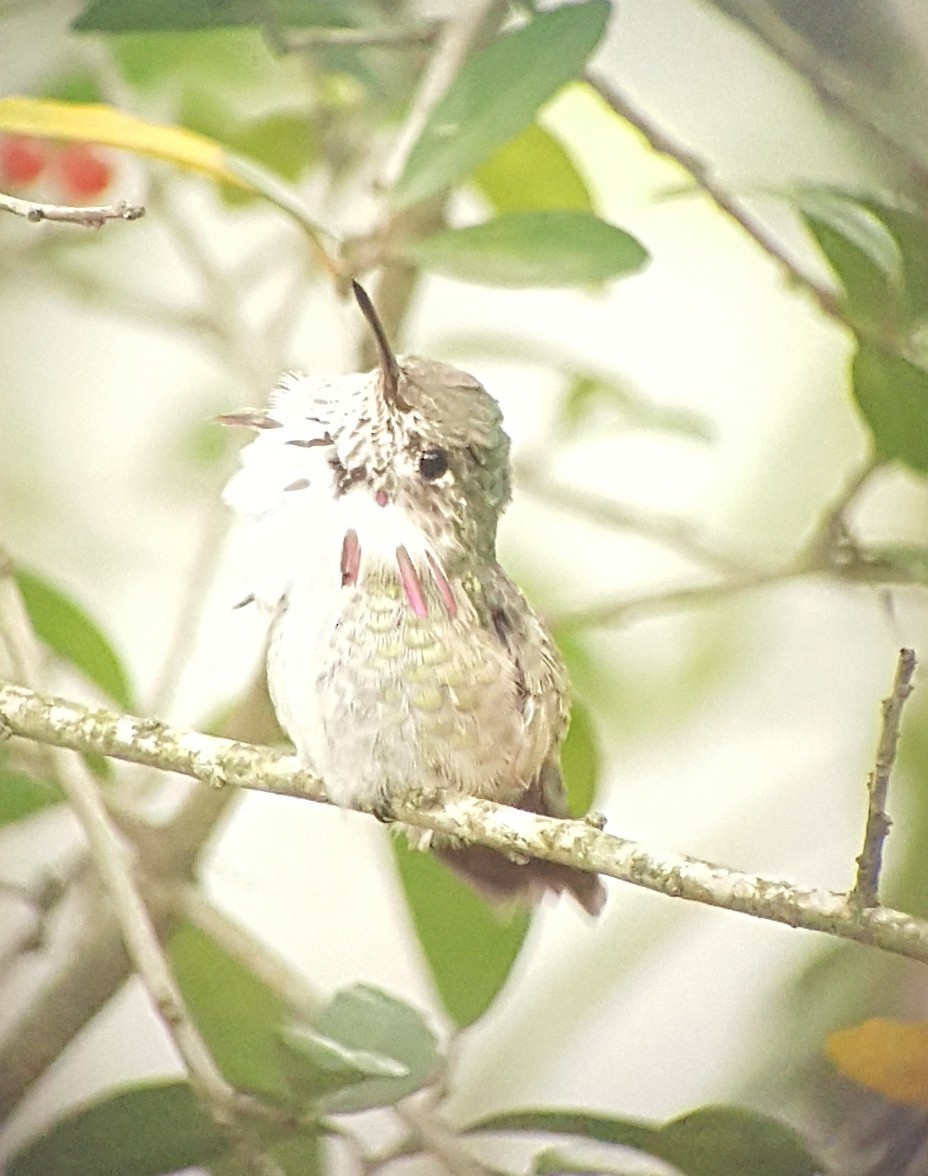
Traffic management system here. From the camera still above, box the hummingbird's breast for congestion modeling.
[268,544,565,812]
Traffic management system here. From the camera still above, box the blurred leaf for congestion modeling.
[827,1018,928,1108]
[560,372,713,442]
[266,1132,324,1176]
[393,838,530,1027]
[405,211,648,288]
[73,0,357,32]
[301,984,439,1113]
[859,199,928,323]
[471,1105,820,1176]
[862,543,928,584]
[0,762,62,825]
[474,122,593,214]
[534,1149,661,1175]
[168,921,292,1101]
[796,187,902,326]
[0,97,247,187]
[393,0,610,208]
[560,699,599,818]
[14,567,133,709]
[851,341,928,473]
[7,1081,226,1176]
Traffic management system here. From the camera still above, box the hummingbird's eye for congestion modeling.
[418,447,449,481]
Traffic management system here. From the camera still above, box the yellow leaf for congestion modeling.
[0,97,247,188]
[826,1018,928,1107]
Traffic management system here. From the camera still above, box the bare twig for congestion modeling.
[585,72,844,325]
[395,1103,491,1176]
[516,460,754,578]
[177,886,321,1019]
[376,0,508,192]
[4,680,928,967]
[0,190,144,227]
[283,23,439,52]
[852,648,917,907]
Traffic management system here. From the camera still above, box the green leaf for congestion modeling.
[469,1106,821,1176]
[303,983,440,1113]
[405,211,648,288]
[560,372,714,442]
[560,699,599,818]
[797,188,902,326]
[0,762,62,825]
[533,1149,663,1175]
[7,1081,226,1176]
[851,340,928,473]
[474,122,593,214]
[278,1022,411,1105]
[73,0,356,33]
[13,567,133,709]
[393,837,530,1027]
[168,921,292,1101]
[393,0,611,208]
[859,199,928,323]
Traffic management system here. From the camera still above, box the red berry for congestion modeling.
[54,143,113,202]
[0,136,48,186]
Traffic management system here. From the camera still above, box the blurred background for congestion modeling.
[4,0,928,1172]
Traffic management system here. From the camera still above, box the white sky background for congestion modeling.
[3,0,928,1168]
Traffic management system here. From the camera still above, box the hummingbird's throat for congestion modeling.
[339,529,457,619]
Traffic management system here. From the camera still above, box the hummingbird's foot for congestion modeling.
[371,797,399,824]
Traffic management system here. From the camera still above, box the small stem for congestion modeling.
[0,191,144,227]
[585,72,845,325]
[282,23,439,52]
[851,648,917,907]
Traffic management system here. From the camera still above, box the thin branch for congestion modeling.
[177,886,321,1019]
[516,460,755,578]
[395,1103,492,1176]
[585,71,844,325]
[852,648,917,907]
[548,566,799,631]
[4,681,928,967]
[282,23,439,52]
[32,706,260,1127]
[377,0,508,192]
[0,190,144,228]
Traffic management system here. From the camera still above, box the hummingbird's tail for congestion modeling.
[434,763,607,916]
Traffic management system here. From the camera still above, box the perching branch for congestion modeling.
[852,648,916,906]
[3,677,928,967]
[0,190,144,227]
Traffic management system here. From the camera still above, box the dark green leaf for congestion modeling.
[560,699,599,818]
[405,211,648,288]
[73,0,356,33]
[851,341,928,473]
[13,568,133,709]
[393,837,530,1027]
[7,1081,225,1176]
[534,1149,663,1175]
[305,983,440,1112]
[470,1105,821,1176]
[474,123,593,214]
[279,1021,410,1105]
[168,921,292,1101]
[860,199,928,323]
[393,0,611,208]
[797,188,902,326]
[657,1106,821,1176]
[0,762,62,825]
[267,1131,325,1176]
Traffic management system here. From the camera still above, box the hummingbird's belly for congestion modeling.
[269,577,541,811]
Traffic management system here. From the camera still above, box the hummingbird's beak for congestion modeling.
[351,280,402,407]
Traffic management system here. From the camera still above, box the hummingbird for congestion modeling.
[221,282,605,916]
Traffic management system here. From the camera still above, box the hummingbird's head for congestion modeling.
[222,283,512,618]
